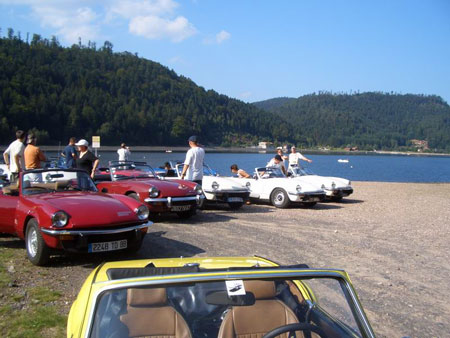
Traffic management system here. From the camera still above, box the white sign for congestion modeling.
[225,280,246,296]
[92,136,101,148]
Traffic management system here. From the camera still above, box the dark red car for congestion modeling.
[0,168,151,265]
[95,161,204,219]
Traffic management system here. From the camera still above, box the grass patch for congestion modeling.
[29,286,62,303]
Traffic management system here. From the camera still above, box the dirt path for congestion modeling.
[1,182,449,337]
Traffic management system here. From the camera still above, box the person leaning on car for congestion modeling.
[3,130,26,183]
[230,164,250,178]
[75,139,99,179]
[267,154,287,176]
[180,135,205,185]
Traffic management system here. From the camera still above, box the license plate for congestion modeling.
[171,205,191,212]
[88,239,127,253]
[227,197,243,202]
[308,197,320,202]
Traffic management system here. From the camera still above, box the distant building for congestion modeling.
[258,141,272,149]
[410,139,429,151]
[344,146,359,151]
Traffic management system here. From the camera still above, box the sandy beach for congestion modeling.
[1,181,449,337]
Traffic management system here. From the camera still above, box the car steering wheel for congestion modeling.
[262,323,327,338]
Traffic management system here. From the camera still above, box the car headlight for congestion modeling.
[148,186,160,198]
[194,184,203,195]
[246,182,251,188]
[331,182,336,189]
[212,181,219,190]
[296,185,302,193]
[135,205,149,220]
[51,211,69,227]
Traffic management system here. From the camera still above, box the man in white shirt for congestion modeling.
[288,146,312,168]
[267,154,287,175]
[117,143,131,162]
[181,136,205,185]
[3,130,26,183]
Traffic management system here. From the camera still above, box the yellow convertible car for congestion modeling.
[68,256,376,338]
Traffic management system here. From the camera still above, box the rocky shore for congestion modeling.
[1,181,449,337]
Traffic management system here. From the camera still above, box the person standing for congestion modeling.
[288,145,312,168]
[61,137,77,168]
[276,147,289,169]
[180,135,205,185]
[75,139,99,179]
[2,130,26,183]
[117,143,131,162]
[24,133,47,170]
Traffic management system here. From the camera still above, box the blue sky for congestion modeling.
[1,0,449,103]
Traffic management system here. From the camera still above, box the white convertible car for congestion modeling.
[229,167,326,208]
[158,162,250,209]
[288,166,353,201]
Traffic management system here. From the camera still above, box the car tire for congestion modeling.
[127,193,140,201]
[270,188,290,208]
[228,202,244,210]
[177,209,197,219]
[301,202,317,208]
[25,219,50,266]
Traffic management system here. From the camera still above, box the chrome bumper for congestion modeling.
[40,221,152,236]
[144,195,204,207]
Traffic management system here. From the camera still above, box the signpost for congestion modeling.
[92,136,100,156]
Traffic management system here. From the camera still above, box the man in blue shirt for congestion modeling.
[61,137,77,168]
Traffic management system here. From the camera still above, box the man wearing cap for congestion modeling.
[180,136,205,185]
[288,145,312,168]
[267,154,287,176]
[24,133,47,170]
[117,143,131,162]
[3,130,26,183]
[75,139,99,178]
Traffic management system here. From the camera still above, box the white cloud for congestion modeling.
[129,15,196,42]
[216,30,231,44]
[108,0,178,19]
[203,29,231,45]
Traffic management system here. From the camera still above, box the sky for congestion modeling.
[1,0,450,104]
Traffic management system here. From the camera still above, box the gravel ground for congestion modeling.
[1,181,449,337]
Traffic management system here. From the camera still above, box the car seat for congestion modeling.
[120,288,192,338]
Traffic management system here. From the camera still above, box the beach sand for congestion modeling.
[1,181,449,337]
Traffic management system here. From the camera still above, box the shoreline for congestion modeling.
[2,145,448,157]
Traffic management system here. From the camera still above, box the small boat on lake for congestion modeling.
[338,159,349,163]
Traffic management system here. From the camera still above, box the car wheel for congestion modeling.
[301,202,317,208]
[25,219,50,266]
[228,202,244,210]
[270,188,290,208]
[127,193,140,201]
[177,209,197,219]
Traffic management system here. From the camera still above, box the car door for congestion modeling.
[0,192,19,234]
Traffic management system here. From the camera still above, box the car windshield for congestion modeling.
[203,165,216,177]
[289,166,314,176]
[22,170,97,195]
[110,162,156,180]
[256,167,286,178]
[89,276,365,338]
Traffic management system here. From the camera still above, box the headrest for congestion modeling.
[127,288,167,307]
[244,280,276,299]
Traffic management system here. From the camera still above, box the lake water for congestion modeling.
[46,151,450,183]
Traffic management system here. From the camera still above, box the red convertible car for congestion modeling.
[0,168,151,266]
[96,161,203,219]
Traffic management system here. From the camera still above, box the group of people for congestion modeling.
[230,145,312,178]
[2,131,104,182]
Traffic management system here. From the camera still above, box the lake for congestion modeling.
[46,151,450,183]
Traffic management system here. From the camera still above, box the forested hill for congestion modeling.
[253,93,450,151]
[0,32,293,146]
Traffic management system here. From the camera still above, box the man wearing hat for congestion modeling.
[267,154,287,176]
[180,135,205,185]
[24,133,47,170]
[75,139,99,178]
[288,145,312,169]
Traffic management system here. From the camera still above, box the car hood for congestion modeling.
[203,176,248,191]
[292,175,350,189]
[110,178,198,197]
[28,192,139,227]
